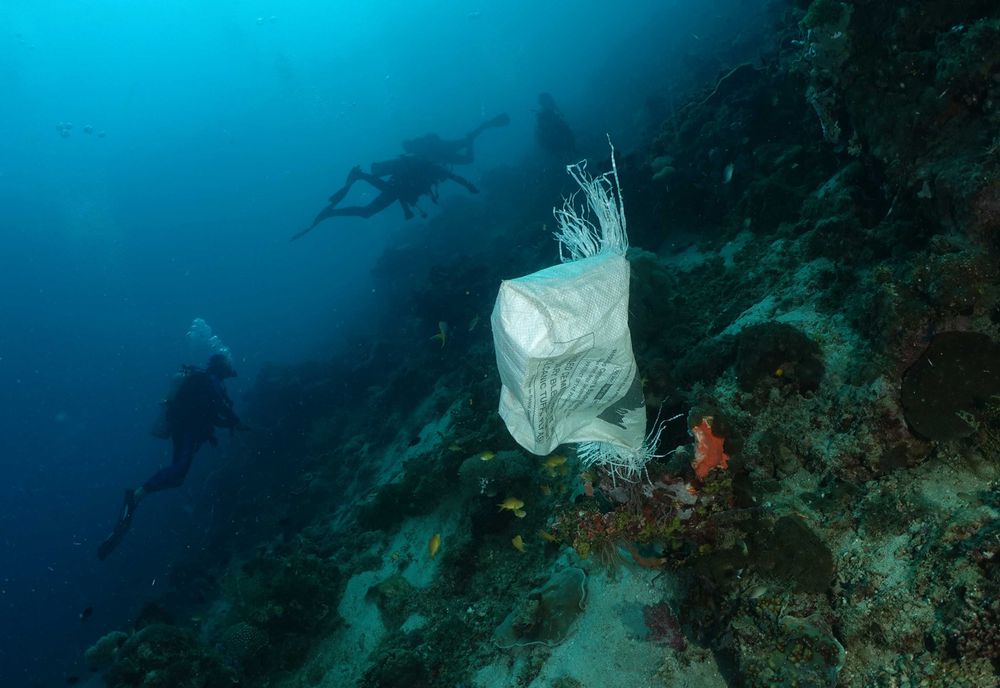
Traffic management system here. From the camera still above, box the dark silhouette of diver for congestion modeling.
[291,155,479,241]
[401,112,510,165]
[535,92,576,159]
[97,353,242,560]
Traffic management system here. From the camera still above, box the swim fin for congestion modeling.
[291,203,340,241]
[467,113,510,139]
[97,490,137,560]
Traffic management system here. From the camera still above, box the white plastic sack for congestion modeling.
[491,151,658,481]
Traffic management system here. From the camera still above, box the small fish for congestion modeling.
[541,454,567,476]
[430,321,448,347]
[78,607,93,622]
[468,315,480,332]
[497,497,524,512]
[448,443,463,452]
[511,535,525,552]
[428,533,441,559]
[539,484,552,496]
[723,163,734,184]
[538,530,558,543]
[479,451,496,461]
[514,509,526,518]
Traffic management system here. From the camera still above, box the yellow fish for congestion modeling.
[479,451,496,461]
[512,535,525,552]
[538,530,558,543]
[541,454,567,476]
[497,497,524,512]
[430,321,448,347]
[514,509,526,518]
[428,533,441,559]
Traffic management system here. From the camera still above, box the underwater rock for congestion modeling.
[357,450,455,531]
[642,601,687,650]
[801,0,853,78]
[134,601,174,630]
[733,322,825,394]
[458,449,534,497]
[774,613,845,687]
[651,155,676,182]
[359,642,432,688]
[494,567,587,648]
[222,546,343,675]
[366,573,417,631]
[947,583,1000,662]
[216,622,268,673]
[756,515,834,594]
[105,624,233,688]
[84,630,128,671]
[901,332,1000,441]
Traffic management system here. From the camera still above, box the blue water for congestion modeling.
[0,1,758,684]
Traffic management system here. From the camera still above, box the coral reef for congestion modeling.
[494,567,587,649]
[81,1,1000,686]
[83,630,128,671]
[901,331,1000,440]
[104,624,233,688]
[221,543,345,674]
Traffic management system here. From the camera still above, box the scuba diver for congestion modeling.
[401,112,510,165]
[291,155,479,241]
[535,92,576,159]
[97,353,243,560]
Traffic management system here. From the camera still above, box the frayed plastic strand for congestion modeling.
[576,416,669,485]
[553,139,628,262]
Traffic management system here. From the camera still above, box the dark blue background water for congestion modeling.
[0,1,763,684]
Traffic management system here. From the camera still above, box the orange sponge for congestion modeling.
[691,417,729,480]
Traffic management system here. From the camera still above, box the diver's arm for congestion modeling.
[212,389,241,429]
[445,171,478,194]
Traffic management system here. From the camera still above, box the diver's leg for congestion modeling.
[326,192,398,219]
[354,171,390,192]
[291,202,346,241]
[327,165,364,204]
[97,434,198,560]
[327,184,351,206]
[465,113,510,140]
[293,191,397,237]
[142,433,198,494]
[456,114,510,164]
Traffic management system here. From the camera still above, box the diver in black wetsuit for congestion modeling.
[97,353,242,560]
[535,92,576,159]
[401,113,510,165]
[291,155,479,241]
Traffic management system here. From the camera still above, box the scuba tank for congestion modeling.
[151,318,233,438]
[149,365,199,439]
